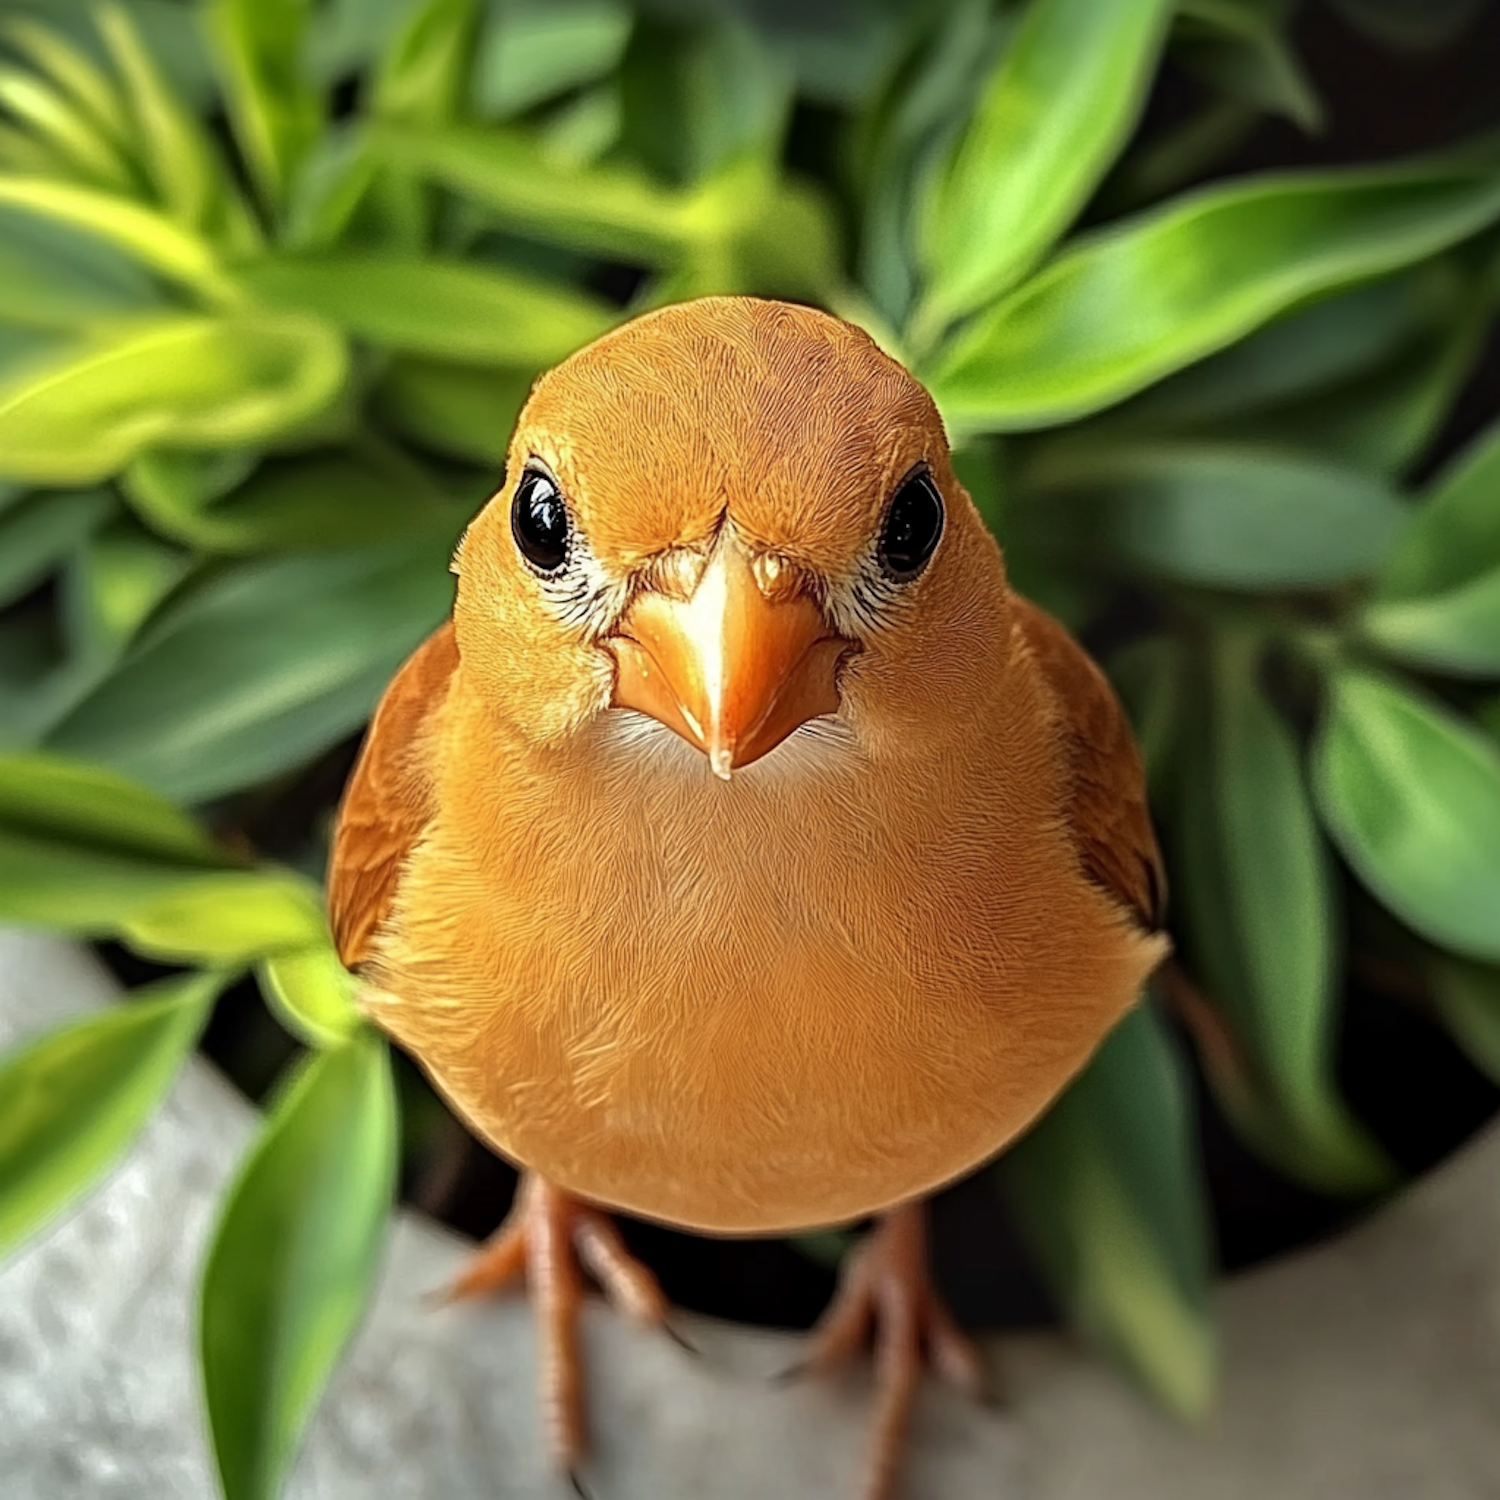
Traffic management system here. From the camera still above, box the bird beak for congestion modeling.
[608,543,850,779]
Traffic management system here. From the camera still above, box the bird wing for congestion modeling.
[1011,594,1166,932]
[328,620,459,968]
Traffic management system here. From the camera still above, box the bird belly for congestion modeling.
[365,744,1165,1234]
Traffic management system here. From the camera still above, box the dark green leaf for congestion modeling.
[0,313,348,485]
[0,488,114,607]
[1023,444,1408,589]
[206,0,320,210]
[238,251,617,367]
[927,147,1500,433]
[201,1033,396,1500]
[1430,955,1500,1086]
[1324,0,1487,51]
[1174,1,1323,132]
[1000,1003,1216,1419]
[1363,415,1500,674]
[472,0,630,118]
[0,970,224,1260]
[60,517,190,657]
[47,537,454,801]
[1170,636,1392,1192]
[916,0,1174,335]
[1312,668,1500,962]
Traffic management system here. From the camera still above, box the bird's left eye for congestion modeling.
[512,469,570,574]
[878,469,944,582]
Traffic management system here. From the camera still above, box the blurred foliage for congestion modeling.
[1,0,1499,1494]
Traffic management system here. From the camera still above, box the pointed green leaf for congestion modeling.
[1174,1,1323,132]
[47,538,454,801]
[373,356,529,464]
[1363,416,1500,674]
[1171,636,1392,1192]
[0,62,137,191]
[473,0,630,118]
[238,252,617,367]
[1000,1004,1216,1420]
[1024,443,1408,590]
[0,969,224,1260]
[206,0,320,211]
[926,147,1500,433]
[1313,668,1500,961]
[260,941,363,1048]
[201,1032,396,1500]
[0,313,348,485]
[0,15,134,144]
[371,0,479,125]
[122,872,325,963]
[0,175,236,301]
[916,0,1173,334]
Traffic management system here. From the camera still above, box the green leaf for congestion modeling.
[0,60,137,191]
[1000,1003,1216,1420]
[1363,416,1500,674]
[1312,668,1500,962]
[206,0,321,212]
[60,517,190,657]
[1023,443,1408,590]
[260,941,363,1048]
[0,313,348,485]
[0,488,115,608]
[1324,0,1487,51]
[0,970,224,1260]
[370,0,479,126]
[122,871,325,963]
[238,251,617,367]
[916,0,1174,335]
[926,146,1500,434]
[0,750,227,865]
[201,1032,396,1500]
[47,538,454,801]
[1430,954,1500,1086]
[373,356,529,464]
[473,0,628,118]
[369,121,692,264]
[0,14,134,145]
[0,174,236,301]
[1174,1,1323,132]
[1170,636,1392,1192]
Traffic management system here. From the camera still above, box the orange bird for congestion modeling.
[329,296,1167,1499]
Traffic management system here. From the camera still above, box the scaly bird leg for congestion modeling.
[442,1173,670,1484]
[801,1203,987,1500]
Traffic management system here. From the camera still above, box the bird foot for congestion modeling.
[440,1174,670,1479]
[795,1204,988,1500]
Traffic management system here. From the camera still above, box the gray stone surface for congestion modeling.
[2,926,1499,1498]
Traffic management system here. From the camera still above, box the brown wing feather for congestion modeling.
[1011,594,1165,932]
[328,621,459,968]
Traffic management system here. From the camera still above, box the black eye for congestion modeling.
[511,469,569,574]
[878,469,944,581]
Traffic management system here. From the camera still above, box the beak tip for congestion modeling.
[709,746,734,782]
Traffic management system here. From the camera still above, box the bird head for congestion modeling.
[452,296,1007,776]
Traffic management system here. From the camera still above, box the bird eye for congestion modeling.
[511,469,570,574]
[878,469,944,582]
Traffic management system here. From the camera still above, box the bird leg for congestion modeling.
[799,1203,987,1500]
[442,1173,670,1480]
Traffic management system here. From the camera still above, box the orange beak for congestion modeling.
[608,543,850,778]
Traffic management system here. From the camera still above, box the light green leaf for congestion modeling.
[1430,955,1500,1086]
[369,121,693,264]
[0,750,227,866]
[1171,636,1392,1192]
[927,147,1500,433]
[1023,444,1408,589]
[0,488,115,607]
[473,0,630,118]
[122,871,325,963]
[0,14,134,144]
[206,0,321,211]
[260,942,363,1048]
[373,356,529,465]
[201,1032,396,1500]
[0,970,224,1260]
[0,61,137,191]
[1000,1004,1216,1420]
[1312,668,1500,962]
[1363,416,1500,674]
[238,252,617,367]
[916,0,1174,335]
[0,313,348,485]
[370,0,479,125]
[47,538,455,801]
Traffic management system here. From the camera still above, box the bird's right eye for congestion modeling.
[512,469,570,574]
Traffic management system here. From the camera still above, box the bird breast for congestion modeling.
[364,660,1163,1235]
